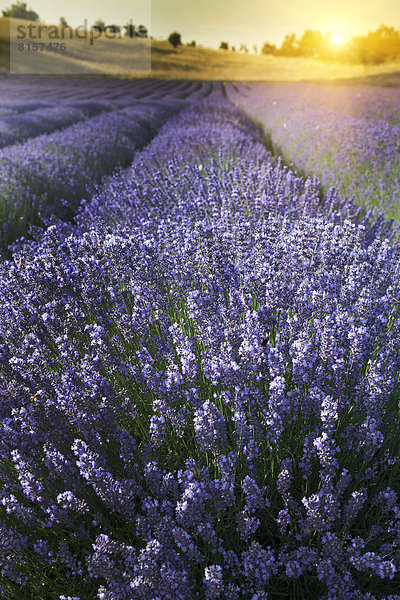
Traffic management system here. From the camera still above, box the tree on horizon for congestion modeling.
[92,18,106,33]
[168,31,182,48]
[278,33,299,56]
[261,41,277,55]
[2,1,39,20]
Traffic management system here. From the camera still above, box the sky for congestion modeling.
[1,0,399,49]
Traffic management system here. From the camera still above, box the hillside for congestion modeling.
[150,42,400,83]
[1,17,400,82]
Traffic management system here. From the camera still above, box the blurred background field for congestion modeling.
[2,17,400,81]
[149,42,400,83]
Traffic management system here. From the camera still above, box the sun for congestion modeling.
[330,31,346,47]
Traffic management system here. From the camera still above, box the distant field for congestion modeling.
[151,42,400,84]
[1,17,400,82]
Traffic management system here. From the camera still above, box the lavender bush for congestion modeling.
[0,96,399,600]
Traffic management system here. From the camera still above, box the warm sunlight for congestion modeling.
[330,31,347,46]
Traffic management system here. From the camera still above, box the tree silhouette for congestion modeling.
[298,29,324,57]
[136,25,148,38]
[261,41,277,55]
[278,33,299,56]
[350,24,400,64]
[2,1,39,20]
[168,32,182,48]
[92,19,106,33]
[219,41,229,50]
[59,16,69,27]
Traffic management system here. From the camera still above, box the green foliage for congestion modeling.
[298,29,325,58]
[137,25,148,38]
[349,25,400,65]
[261,24,400,64]
[2,1,39,21]
[261,41,277,55]
[278,33,299,57]
[168,31,182,48]
[92,19,106,33]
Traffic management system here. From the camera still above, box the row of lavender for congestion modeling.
[0,80,209,149]
[0,79,215,249]
[0,77,208,110]
[1,90,400,600]
[0,101,183,249]
[226,82,400,220]
[0,102,109,149]
[0,79,210,120]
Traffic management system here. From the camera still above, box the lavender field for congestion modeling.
[0,75,400,600]
[227,82,400,221]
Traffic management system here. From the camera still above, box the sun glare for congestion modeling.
[330,31,346,47]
